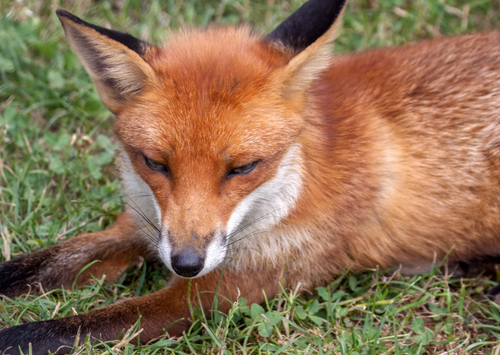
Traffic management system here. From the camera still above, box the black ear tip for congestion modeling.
[55,10,102,38]
[55,9,86,27]
[56,9,72,19]
[265,0,347,54]
[55,9,71,29]
[55,9,149,56]
[56,9,87,25]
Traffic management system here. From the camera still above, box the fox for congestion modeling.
[2,0,500,353]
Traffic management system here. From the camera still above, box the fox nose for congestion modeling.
[171,248,205,278]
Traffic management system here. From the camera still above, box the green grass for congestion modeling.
[1,0,500,353]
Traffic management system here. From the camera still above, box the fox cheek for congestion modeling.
[225,144,303,237]
[201,234,228,276]
[157,232,174,272]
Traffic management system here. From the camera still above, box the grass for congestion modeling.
[1,0,500,353]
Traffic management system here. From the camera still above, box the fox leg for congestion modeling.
[0,211,151,298]
[0,266,281,355]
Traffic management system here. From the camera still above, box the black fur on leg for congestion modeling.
[0,301,137,355]
[0,246,62,298]
[0,319,82,355]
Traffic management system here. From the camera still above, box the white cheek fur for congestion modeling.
[195,230,227,278]
[226,144,303,236]
[157,231,173,270]
[119,150,162,227]
[119,149,173,268]
[225,144,304,269]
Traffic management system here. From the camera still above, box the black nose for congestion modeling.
[171,248,205,278]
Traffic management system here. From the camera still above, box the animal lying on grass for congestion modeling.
[2,0,500,353]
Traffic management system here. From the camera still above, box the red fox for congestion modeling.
[2,0,500,353]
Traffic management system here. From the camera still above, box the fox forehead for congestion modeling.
[116,104,299,159]
[146,26,289,87]
[114,27,300,157]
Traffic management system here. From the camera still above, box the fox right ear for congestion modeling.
[56,10,157,113]
[264,0,347,105]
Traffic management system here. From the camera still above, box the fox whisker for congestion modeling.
[124,195,161,245]
[226,207,287,241]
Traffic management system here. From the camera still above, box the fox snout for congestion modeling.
[158,228,227,279]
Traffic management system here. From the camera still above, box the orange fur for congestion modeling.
[2,1,500,353]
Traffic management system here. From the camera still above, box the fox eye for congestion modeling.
[144,155,169,174]
[227,161,259,178]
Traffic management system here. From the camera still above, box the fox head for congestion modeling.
[56,0,346,278]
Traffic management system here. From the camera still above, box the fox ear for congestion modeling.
[264,0,347,103]
[56,10,156,113]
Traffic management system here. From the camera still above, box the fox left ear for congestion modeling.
[56,10,157,113]
[264,0,347,103]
